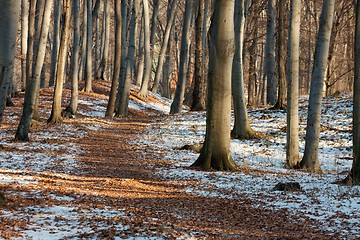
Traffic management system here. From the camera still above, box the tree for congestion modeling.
[84,0,93,92]
[0,0,21,125]
[273,0,287,110]
[170,0,193,114]
[63,0,81,117]
[151,0,178,94]
[285,0,301,168]
[265,0,276,105]
[97,0,111,80]
[191,0,237,171]
[15,0,54,141]
[345,0,360,185]
[48,0,72,124]
[191,0,206,111]
[300,0,335,173]
[105,0,121,117]
[138,0,152,97]
[231,0,256,140]
[20,0,29,91]
[49,0,61,87]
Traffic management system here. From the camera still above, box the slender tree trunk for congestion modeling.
[285,0,301,169]
[79,1,87,82]
[48,0,72,124]
[116,0,140,117]
[231,0,255,139]
[151,0,177,93]
[273,0,287,110]
[64,0,81,117]
[97,0,110,80]
[191,0,205,111]
[0,0,21,125]
[265,0,276,105]
[248,15,258,108]
[150,0,160,47]
[21,0,29,91]
[170,0,193,114]
[105,0,121,117]
[138,0,152,97]
[191,0,237,171]
[84,0,93,92]
[300,0,335,173]
[49,0,61,87]
[348,0,360,185]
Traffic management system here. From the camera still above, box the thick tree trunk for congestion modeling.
[300,0,335,173]
[63,0,81,117]
[170,0,193,114]
[285,0,301,169]
[191,0,237,171]
[231,0,255,140]
[151,0,177,93]
[48,0,72,124]
[105,0,121,117]
[0,0,20,125]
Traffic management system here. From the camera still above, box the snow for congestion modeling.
[1,91,359,238]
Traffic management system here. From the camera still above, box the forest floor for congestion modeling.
[0,80,359,239]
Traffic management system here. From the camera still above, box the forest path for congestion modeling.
[74,114,333,239]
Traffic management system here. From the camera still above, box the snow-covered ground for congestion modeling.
[1,90,359,239]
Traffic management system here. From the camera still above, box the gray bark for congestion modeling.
[49,0,61,86]
[300,0,335,173]
[170,0,193,114]
[191,0,237,171]
[48,0,73,124]
[265,0,276,105]
[151,0,177,93]
[285,0,301,168]
[97,0,110,80]
[231,0,254,139]
[21,0,29,91]
[85,0,93,92]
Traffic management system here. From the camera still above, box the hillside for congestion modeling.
[0,81,359,239]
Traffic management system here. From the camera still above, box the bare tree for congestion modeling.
[191,0,237,171]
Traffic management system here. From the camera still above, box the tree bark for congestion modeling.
[265,0,276,105]
[285,0,301,169]
[191,0,237,171]
[300,0,335,173]
[20,0,29,91]
[49,0,61,87]
[48,0,72,124]
[85,0,93,92]
[170,0,193,114]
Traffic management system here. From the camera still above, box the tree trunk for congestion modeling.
[20,0,29,91]
[116,0,140,117]
[191,0,206,111]
[63,0,81,117]
[345,0,360,185]
[85,0,93,92]
[265,0,276,105]
[273,0,287,110]
[48,0,72,124]
[231,0,255,140]
[0,0,20,125]
[49,0,61,87]
[191,0,237,171]
[300,0,335,173]
[248,15,258,108]
[138,0,152,97]
[97,0,110,80]
[285,0,301,169]
[151,0,177,93]
[170,0,193,114]
[105,0,121,117]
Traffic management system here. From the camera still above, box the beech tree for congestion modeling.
[285,0,301,168]
[265,0,276,105]
[300,0,335,173]
[0,0,21,125]
[191,0,237,171]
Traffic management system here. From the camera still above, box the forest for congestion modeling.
[0,0,359,238]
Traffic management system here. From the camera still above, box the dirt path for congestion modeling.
[74,115,335,239]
